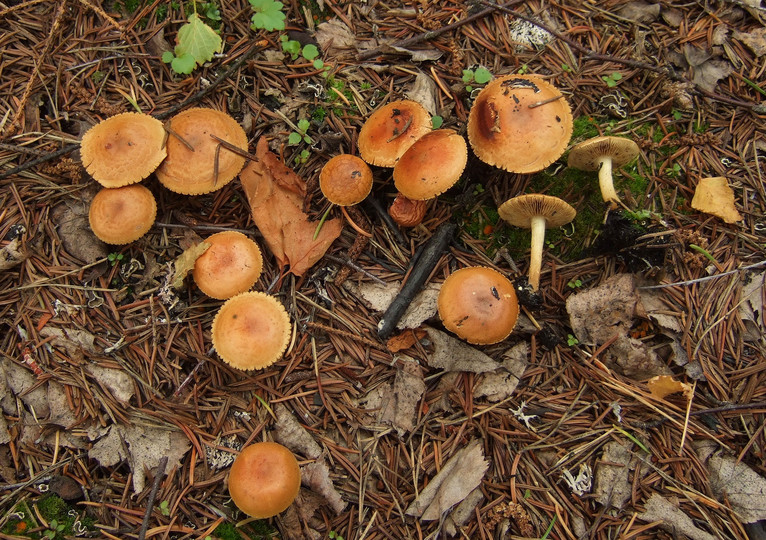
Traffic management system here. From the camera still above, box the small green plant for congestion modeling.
[462,66,492,92]
[159,500,170,517]
[667,162,682,178]
[671,108,683,121]
[249,0,286,31]
[561,63,573,73]
[517,63,529,74]
[162,7,223,75]
[107,252,124,266]
[44,519,67,539]
[280,37,327,70]
[567,278,582,289]
[431,115,444,129]
[328,532,345,540]
[567,334,579,346]
[602,72,623,88]
[288,118,312,146]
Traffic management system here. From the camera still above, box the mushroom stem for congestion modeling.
[598,157,619,208]
[528,215,547,291]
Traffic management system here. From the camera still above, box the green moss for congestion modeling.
[310,105,327,124]
[571,116,600,143]
[213,520,277,540]
[37,494,67,520]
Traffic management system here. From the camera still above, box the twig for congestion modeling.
[324,254,386,285]
[637,260,766,289]
[137,456,168,540]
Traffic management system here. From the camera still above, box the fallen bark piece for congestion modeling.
[274,403,323,460]
[637,493,716,540]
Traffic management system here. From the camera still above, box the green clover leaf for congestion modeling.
[250,0,286,31]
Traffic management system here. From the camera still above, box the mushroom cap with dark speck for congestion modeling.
[319,154,374,206]
[498,194,576,229]
[358,100,432,167]
[567,136,639,171]
[393,129,467,200]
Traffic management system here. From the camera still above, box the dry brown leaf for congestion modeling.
[274,403,323,460]
[0,238,25,271]
[594,441,648,509]
[638,493,716,540]
[344,280,440,330]
[691,176,743,223]
[647,375,694,400]
[604,335,672,379]
[566,274,640,346]
[171,241,210,289]
[707,453,766,523]
[240,138,342,277]
[301,459,347,514]
[425,327,503,373]
[379,357,425,435]
[386,328,427,353]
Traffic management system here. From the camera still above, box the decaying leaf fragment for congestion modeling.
[566,274,639,346]
[707,453,766,523]
[171,241,210,289]
[0,238,25,270]
[647,375,694,400]
[240,138,342,277]
[691,176,743,223]
[638,493,716,540]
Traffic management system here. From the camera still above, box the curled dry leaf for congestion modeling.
[171,241,210,289]
[240,138,343,277]
[647,375,694,400]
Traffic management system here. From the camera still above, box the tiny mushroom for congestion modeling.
[467,74,573,174]
[192,231,263,300]
[498,194,576,291]
[358,100,432,167]
[88,184,157,245]
[319,154,374,206]
[156,108,248,195]
[211,292,292,370]
[80,112,167,188]
[228,441,301,519]
[690,176,743,224]
[388,193,427,227]
[437,266,519,345]
[393,129,468,200]
[567,135,640,209]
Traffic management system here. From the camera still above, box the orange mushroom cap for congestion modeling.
[228,442,301,518]
[156,108,248,195]
[80,112,167,188]
[393,129,467,200]
[88,184,157,244]
[192,231,263,299]
[211,292,291,370]
[467,74,573,173]
[358,100,431,167]
[319,154,374,206]
[437,266,519,345]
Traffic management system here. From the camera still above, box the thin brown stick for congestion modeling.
[137,456,168,540]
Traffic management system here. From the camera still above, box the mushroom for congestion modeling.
[228,441,301,518]
[192,231,263,299]
[358,100,432,167]
[498,194,576,291]
[318,154,374,236]
[467,74,573,174]
[567,136,640,209]
[80,112,167,188]
[156,108,248,195]
[211,291,291,370]
[88,184,157,244]
[393,129,467,200]
[388,193,427,227]
[437,266,519,345]
[690,176,743,223]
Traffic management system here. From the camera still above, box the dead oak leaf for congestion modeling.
[240,138,342,277]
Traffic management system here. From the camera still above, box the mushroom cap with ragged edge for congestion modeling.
[467,74,573,174]
[567,135,640,171]
[437,266,519,345]
[155,108,248,195]
[319,154,374,206]
[80,112,167,188]
[393,129,468,200]
[228,441,301,519]
[192,231,263,300]
[211,291,291,370]
[88,184,157,245]
[498,193,576,229]
[358,100,432,167]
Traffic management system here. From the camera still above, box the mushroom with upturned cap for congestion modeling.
[211,292,291,370]
[437,266,519,345]
[467,74,573,174]
[498,194,576,291]
[358,100,431,167]
[192,231,263,300]
[393,129,467,201]
[88,184,157,245]
[567,136,639,209]
[228,441,301,519]
[80,112,167,188]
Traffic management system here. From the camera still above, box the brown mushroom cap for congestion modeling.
[155,108,248,195]
[498,193,576,228]
[80,112,167,188]
[192,231,263,299]
[228,441,301,518]
[358,100,432,167]
[567,136,639,171]
[467,74,573,173]
[319,154,374,206]
[437,266,519,345]
[393,129,468,200]
[88,184,157,244]
[211,292,291,370]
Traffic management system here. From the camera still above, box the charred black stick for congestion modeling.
[364,195,407,246]
[377,222,456,339]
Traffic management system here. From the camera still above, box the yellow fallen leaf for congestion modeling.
[647,375,694,401]
[691,176,742,223]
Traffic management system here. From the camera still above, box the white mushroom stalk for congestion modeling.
[528,215,547,291]
[598,157,620,208]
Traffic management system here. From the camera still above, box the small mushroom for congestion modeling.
[467,74,573,173]
[437,266,519,345]
[192,231,263,300]
[228,441,301,518]
[319,154,374,206]
[498,194,576,291]
[388,193,427,227]
[80,112,167,188]
[393,129,467,201]
[567,136,639,209]
[690,176,743,223]
[358,100,431,167]
[211,292,291,370]
[88,184,157,245]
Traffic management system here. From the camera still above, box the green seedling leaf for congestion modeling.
[431,115,443,129]
[313,59,325,70]
[173,13,222,71]
[297,118,310,132]
[170,52,197,74]
[461,69,474,84]
[161,51,175,64]
[473,67,492,84]
[281,39,301,57]
[288,132,302,145]
[249,0,286,31]
[302,44,319,61]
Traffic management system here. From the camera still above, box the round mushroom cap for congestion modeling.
[211,292,291,370]
[358,100,432,167]
[498,194,576,229]
[192,231,263,300]
[319,154,374,206]
[88,184,157,244]
[567,136,640,171]
[228,441,301,518]
[80,112,167,188]
[393,129,468,200]
[437,266,519,345]
[467,74,573,173]
[155,108,248,195]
